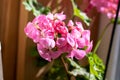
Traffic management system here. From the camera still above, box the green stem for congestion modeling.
[60,56,71,80]
[93,21,112,53]
[60,57,68,73]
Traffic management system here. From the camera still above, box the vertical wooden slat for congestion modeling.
[16,0,29,80]
[0,0,3,41]
[0,0,20,80]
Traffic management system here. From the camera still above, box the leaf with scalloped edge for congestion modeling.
[23,0,50,16]
[87,53,105,80]
[71,0,91,26]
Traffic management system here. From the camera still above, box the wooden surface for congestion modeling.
[16,0,29,80]
[0,0,20,80]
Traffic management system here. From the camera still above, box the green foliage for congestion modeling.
[30,46,49,67]
[23,0,50,16]
[67,58,96,80]
[43,59,68,80]
[71,0,91,26]
[87,53,105,80]
[111,18,120,24]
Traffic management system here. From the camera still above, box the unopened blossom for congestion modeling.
[53,20,68,36]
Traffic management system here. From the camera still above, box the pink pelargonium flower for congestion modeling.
[67,49,86,60]
[81,30,93,53]
[67,33,77,48]
[53,20,68,36]
[54,12,66,21]
[67,20,84,32]
[56,37,67,48]
[90,0,119,18]
[66,21,93,60]
[75,22,84,32]
[40,29,54,39]
[32,14,52,30]
[24,12,93,61]
[47,12,66,21]
[86,41,93,53]
[37,44,62,61]
[38,38,55,49]
[70,29,81,39]
[66,33,86,60]
[82,30,90,42]
[24,22,40,43]
[37,38,62,61]
[76,38,86,48]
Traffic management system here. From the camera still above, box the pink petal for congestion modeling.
[51,50,62,59]
[67,34,75,47]
[68,49,86,60]
[77,38,86,48]
[59,44,72,53]
[32,15,51,30]
[54,12,66,21]
[37,44,51,61]
[71,29,81,38]
[42,29,54,39]
[39,38,55,49]
[67,20,74,27]
[82,30,90,41]
[56,37,67,48]
[86,41,93,53]
[76,22,84,32]
[46,13,54,20]
[24,22,40,43]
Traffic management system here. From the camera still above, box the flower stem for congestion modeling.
[93,21,112,53]
[60,56,71,80]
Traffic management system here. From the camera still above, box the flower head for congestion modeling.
[90,0,119,18]
[24,13,93,61]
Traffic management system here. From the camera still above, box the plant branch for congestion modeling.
[60,56,71,80]
[60,56,68,73]
[93,21,112,53]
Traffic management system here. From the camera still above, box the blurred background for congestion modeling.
[0,0,114,80]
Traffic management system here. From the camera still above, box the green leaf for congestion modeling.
[30,46,39,57]
[23,0,50,16]
[87,53,105,80]
[71,0,91,26]
[30,46,49,67]
[67,58,80,69]
[67,58,96,80]
[111,18,120,24]
[23,1,32,11]
[43,58,68,80]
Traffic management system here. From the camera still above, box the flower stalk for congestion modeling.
[93,21,112,53]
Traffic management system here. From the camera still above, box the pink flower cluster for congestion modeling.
[90,0,119,18]
[24,12,93,61]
